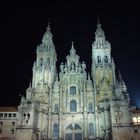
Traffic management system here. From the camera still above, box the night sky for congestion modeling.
[0,2,140,108]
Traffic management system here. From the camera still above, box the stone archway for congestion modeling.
[64,123,82,140]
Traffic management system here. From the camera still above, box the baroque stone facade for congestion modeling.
[0,22,140,140]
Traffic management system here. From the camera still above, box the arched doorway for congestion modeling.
[65,123,82,140]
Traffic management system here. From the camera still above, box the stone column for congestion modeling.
[48,113,51,140]
[104,110,108,140]
[83,112,88,140]
[59,113,63,140]
[96,111,99,138]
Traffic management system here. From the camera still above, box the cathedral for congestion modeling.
[0,22,140,140]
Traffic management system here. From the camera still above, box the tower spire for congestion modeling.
[118,71,123,81]
[29,79,32,88]
[92,19,111,49]
[97,16,100,25]
[70,41,76,56]
[95,20,105,39]
[46,20,51,31]
[42,21,53,45]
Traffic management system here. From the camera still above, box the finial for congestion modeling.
[72,41,74,47]
[46,19,51,31]
[97,16,100,25]
[95,17,105,39]
[70,41,76,56]
[88,73,90,80]
[118,70,122,80]
[29,79,32,88]
[97,17,101,28]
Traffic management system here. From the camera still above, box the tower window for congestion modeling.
[27,113,30,119]
[8,113,12,117]
[0,113,3,118]
[53,123,59,137]
[40,58,43,66]
[88,103,93,112]
[88,123,94,136]
[47,58,50,65]
[26,120,28,124]
[54,104,59,113]
[134,129,138,133]
[11,129,14,134]
[4,113,7,118]
[12,122,15,126]
[104,56,108,63]
[0,122,3,126]
[97,56,101,63]
[70,86,76,95]
[23,113,26,119]
[0,129,2,134]
[13,113,16,117]
[70,100,77,112]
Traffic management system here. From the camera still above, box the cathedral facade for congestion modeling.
[0,22,140,140]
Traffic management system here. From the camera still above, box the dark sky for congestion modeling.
[0,2,140,108]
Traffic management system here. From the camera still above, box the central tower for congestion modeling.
[92,22,116,103]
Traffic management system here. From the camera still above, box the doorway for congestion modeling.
[65,123,82,140]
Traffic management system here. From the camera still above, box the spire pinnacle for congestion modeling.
[42,21,53,45]
[46,20,51,31]
[92,18,111,49]
[118,71,122,80]
[96,16,101,29]
[70,41,76,56]
[95,19,105,39]
[29,79,32,88]
[71,41,74,48]
[26,79,32,92]
[88,73,90,80]
[97,16,100,25]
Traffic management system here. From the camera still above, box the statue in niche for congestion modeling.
[97,56,101,63]
[60,63,64,72]
[104,56,108,63]
[47,58,50,65]
[77,64,82,73]
[64,64,67,73]
[71,63,75,71]
[82,61,86,70]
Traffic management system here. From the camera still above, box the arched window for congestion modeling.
[40,58,43,66]
[88,123,94,136]
[47,58,50,65]
[23,113,26,119]
[70,86,76,95]
[27,113,30,119]
[70,100,77,112]
[97,56,101,63]
[10,129,14,134]
[53,123,59,137]
[88,103,93,112]
[104,56,108,63]
[54,104,59,113]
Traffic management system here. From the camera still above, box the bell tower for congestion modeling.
[32,23,57,89]
[16,23,57,140]
[92,21,116,102]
